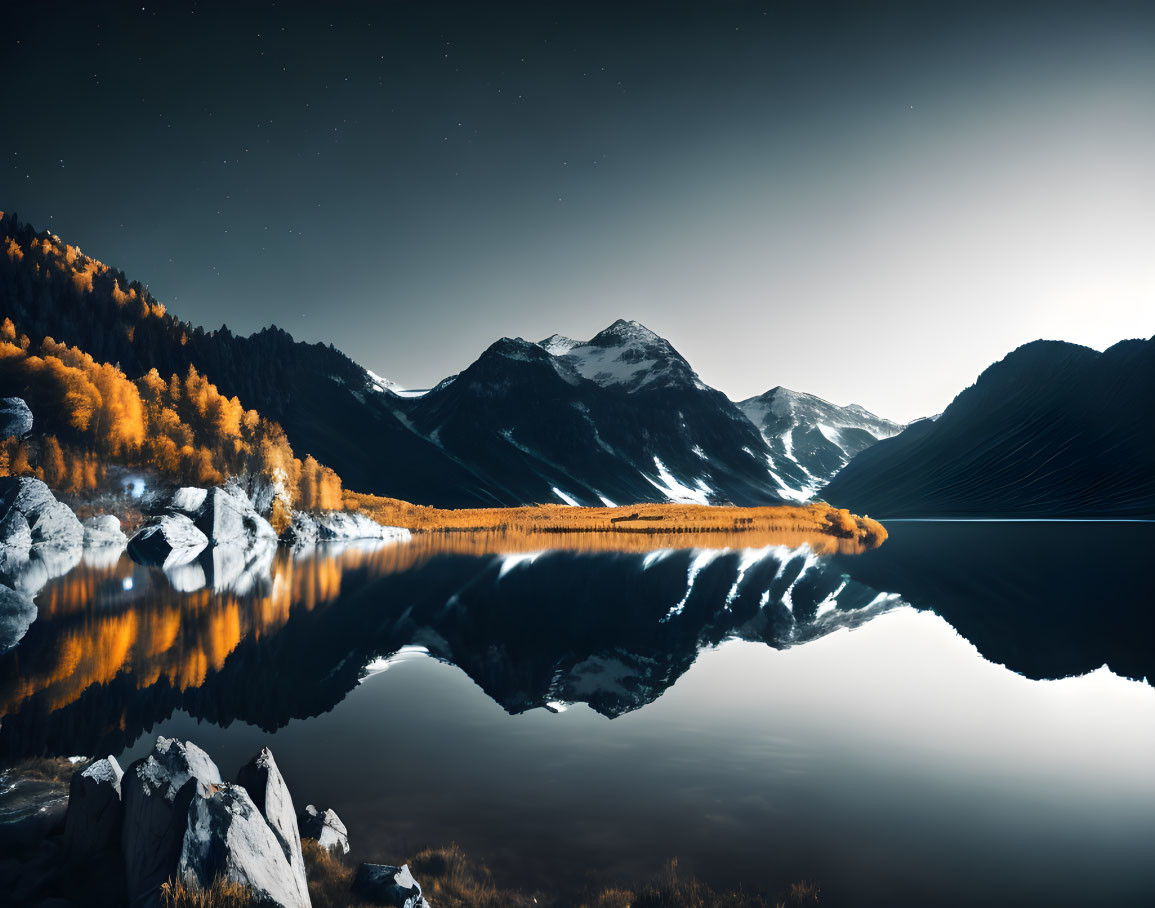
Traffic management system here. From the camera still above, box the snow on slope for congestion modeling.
[738,387,903,491]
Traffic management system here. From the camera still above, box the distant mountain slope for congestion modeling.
[822,338,1155,517]
[738,387,903,496]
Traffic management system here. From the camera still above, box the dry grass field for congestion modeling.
[345,494,887,555]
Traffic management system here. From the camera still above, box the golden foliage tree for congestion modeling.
[0,320,344,513]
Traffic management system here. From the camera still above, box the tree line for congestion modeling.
[0,318,343,527]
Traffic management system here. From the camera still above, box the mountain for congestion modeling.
[539,319,706,393]
[822,337,1155,517]
[395,323,815,506]
[738,387,903,497]
[0,213,897,507]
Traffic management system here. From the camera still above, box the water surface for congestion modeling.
[1,522,1152,906]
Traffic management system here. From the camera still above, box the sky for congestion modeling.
[3,1,1153,423]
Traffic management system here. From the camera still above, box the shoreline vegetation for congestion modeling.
[347,494,888,556]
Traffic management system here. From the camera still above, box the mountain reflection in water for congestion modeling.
[0,529,889,760]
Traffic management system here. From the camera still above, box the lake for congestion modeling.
[2,522,1153,906]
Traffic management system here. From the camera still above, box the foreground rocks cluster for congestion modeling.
[4,737,427,908]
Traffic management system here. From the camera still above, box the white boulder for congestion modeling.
[0,477,83,550]
[286,509,411,545]
[0,397,33,439]
[351,862,427,908]
[127,514,209,569]
[169,486,208,516]
[82,514,127,548]
[236,747,308,899]
[299,803,350,856]
[178,783,310,908]
[194,487,276,547]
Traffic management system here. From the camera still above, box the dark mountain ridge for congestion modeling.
[823,337,1155,517]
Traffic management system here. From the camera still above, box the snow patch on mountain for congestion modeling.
[644,457,712,505]
[536,319,708,393]
[552,487,581,506]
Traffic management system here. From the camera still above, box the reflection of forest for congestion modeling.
[2,544,378,720]
[1,528,874,724]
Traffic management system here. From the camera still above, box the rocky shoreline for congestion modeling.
[0,475,410,655]
[1,737,425,908]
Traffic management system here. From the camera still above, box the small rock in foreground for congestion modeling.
[352,862,428,908]
[299,803,350,856]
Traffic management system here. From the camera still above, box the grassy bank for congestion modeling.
[346,494,887,555]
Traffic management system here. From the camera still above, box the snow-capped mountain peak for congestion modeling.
[536,319,707,393]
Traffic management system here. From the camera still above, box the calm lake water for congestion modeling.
[2,522,1153,906]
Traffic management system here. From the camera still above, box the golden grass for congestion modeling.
[345,494,887,556]
[159,877,258,908]
[301,838,370,908]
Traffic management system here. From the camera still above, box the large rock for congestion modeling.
[121,737,222,906]
[168,487,208,517]
[0,508,32,573]
[236,748,307,899]
[82,514,127,548]
[298,804,349,856]
[0,397,33,439]
[195,487,276,547]
[351,863,426,908]
[27,500,85,550]
[64,756,124,863]
[127,514,208,569]
[0,477,55,520]
[0,477,83,550]
[286,509,411,546]
[178,783,310,908]
[0,584,37,653]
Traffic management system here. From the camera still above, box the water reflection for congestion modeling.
[835,520,1155,683]
[0,530,892,760]
[3,522,1152,765]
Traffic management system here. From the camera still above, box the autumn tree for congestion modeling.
[41,435,66,488]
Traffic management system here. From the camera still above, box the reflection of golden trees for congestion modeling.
[0,546,380,719]
[0,524,882,722]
